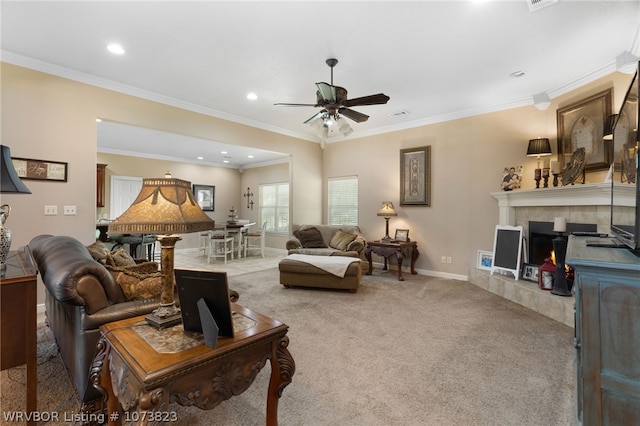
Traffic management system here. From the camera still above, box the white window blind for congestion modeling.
[259,182,289,233]
[328,176,358,225]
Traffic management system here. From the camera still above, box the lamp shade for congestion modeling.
[526,138,552,157]
[0,145,31,194]
[603,114,618,141]
[377,201,398,217]
[109,175,215,234]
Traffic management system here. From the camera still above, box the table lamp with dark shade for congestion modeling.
[526,137,552,188]
[109,172,215,328]
[377,201,397,241]
[0,145,32,271]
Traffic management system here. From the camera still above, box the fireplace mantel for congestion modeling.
[491,183,634,226]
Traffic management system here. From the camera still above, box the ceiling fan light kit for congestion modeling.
[275,58,390,139]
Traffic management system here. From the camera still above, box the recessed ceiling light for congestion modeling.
[223,160,229,164]
[246,92,258,100]
[107,43,125,55]
[197,156,204,160]
[248,155,254,159]
[221,151,227,155]
[96,118,102,122]
[510,70,526,78]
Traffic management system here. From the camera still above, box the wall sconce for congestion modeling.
[243,187,254,210]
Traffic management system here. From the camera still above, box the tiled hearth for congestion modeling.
[468,268,574,327]
[468,183,634,328]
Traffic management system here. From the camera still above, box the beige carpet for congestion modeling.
[1,253,574,425]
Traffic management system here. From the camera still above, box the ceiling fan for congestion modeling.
[274,58,390,128]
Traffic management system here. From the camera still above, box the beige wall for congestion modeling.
[323,71,634,278]
[1,62,635,296]
[1,63,319,304]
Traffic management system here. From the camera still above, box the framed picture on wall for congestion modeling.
[557,88,612,171]
[400,145,431,206]
[193,184,215,211]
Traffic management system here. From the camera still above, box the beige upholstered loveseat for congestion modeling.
[285,224,366,258]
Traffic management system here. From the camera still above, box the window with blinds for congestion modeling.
[259,182,289,233]
[328,176,358,225]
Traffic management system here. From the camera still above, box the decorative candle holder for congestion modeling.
[534,168,542,188]
[542,168,550,188]
[552,173,559,187]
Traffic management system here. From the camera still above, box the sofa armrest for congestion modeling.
[286,237,302,251]
[82,297,161,330]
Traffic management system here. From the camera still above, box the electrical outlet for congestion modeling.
[446,256,452,264]
[44,205,57,215]
[63,205,77,215]
[441,256,447,263]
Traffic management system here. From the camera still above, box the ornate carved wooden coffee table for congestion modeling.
[92,303,295,425]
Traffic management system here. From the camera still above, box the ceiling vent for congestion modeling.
[527,0,558,12]
[388,110,410,117]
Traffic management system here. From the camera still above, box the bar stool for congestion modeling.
[208,227,234,263]
[244,221,266,258]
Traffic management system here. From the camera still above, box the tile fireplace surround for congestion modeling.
[468,183,635,327]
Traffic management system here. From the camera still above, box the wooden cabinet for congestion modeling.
[567,236,640,425]
[97,163,107,207]
[0,248,38,424]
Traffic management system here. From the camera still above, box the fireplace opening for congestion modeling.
[528,221,597,266]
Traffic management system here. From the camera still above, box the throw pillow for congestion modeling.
[86,241,111,264]
[329,229,357,251]
[106,247,137,267]
[106,263,163,301]
[293,226,328,248]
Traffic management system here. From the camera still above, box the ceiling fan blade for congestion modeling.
[315,82,336,102]
[303,110,327,124]
[342,93,390,107]
[274,102,317,107]
[339,107,369,123]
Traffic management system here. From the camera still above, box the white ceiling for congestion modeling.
[2,1,640,167]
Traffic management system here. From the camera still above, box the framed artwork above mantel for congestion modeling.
[556,88,612,172]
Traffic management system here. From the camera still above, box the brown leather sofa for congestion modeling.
[29,234,162,412]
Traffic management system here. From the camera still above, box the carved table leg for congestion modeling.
[90,336,121,426]
[396,249,405,281]
[411,246,420,275]
[365,247,373,275]
[266,335,295,426]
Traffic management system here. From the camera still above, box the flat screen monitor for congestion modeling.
[175,268,234,337]
[610,63,640,253]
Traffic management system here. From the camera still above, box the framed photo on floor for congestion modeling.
[521,263,539,283]
[477,250,493,271]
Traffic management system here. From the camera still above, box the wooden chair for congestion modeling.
[208,227,234,263]
[244,221,267,258]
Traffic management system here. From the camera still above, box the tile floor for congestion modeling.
[173,247,286,277]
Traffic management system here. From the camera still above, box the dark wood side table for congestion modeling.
[93,303,295,425]
[1,248,38,425]
[365,240,419,281]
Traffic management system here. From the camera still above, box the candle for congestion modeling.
[550,160,560,174]
[553,216,567,233]
[543,158,550,169]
